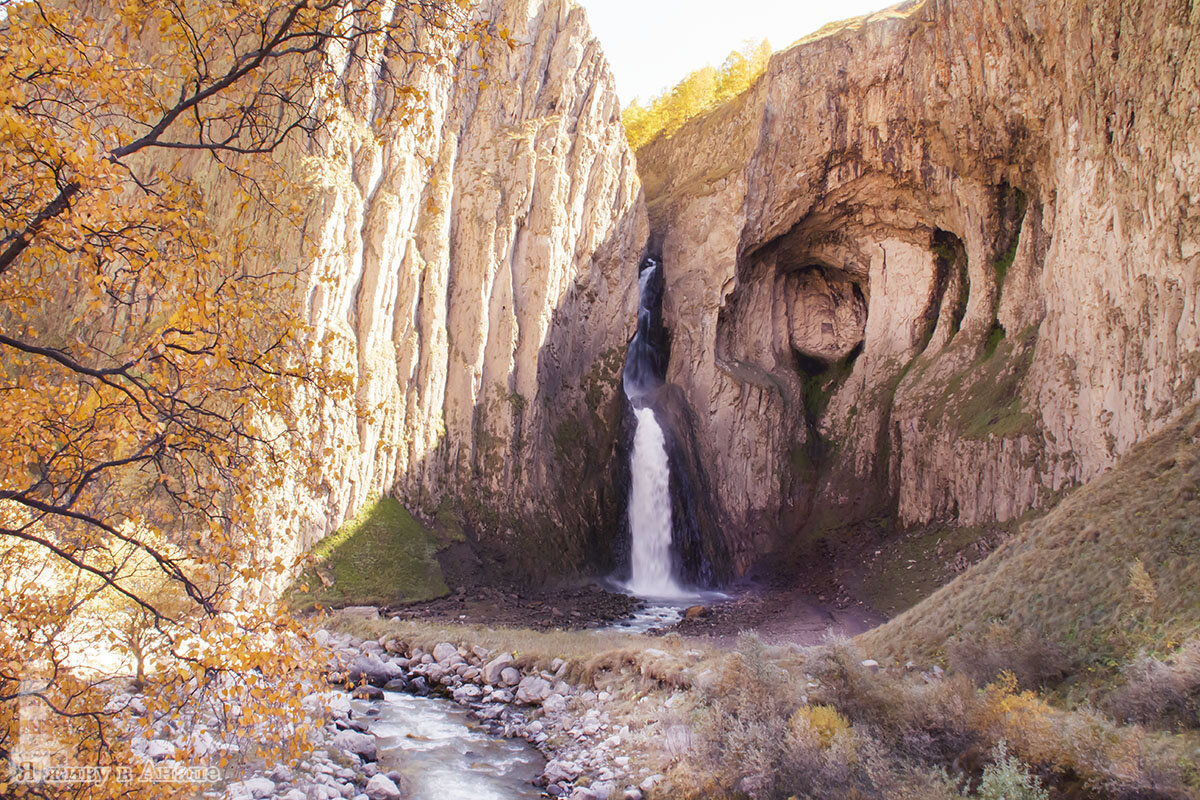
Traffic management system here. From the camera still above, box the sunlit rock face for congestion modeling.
[637,0,1200,571]
[170,0,648,579]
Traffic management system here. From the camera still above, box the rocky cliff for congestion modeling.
[637,0,1200,571]
[183,0,647,579]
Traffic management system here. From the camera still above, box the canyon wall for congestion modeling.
[637,0,1200,570]
[174,0,647,579]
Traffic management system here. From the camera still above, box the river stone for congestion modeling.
[332,729,376,761]
[145,739,174,759]
[453,684,483,703]
[482,653,514,684]
[684,605,707,619]
[348,655,402,687]
[516,675,552,704]
[543,693,567,713]
[500,667,521,686]
[364,774,402,800]
[235,777,276,799]
[543,759,582,783]
[433,642,457,663]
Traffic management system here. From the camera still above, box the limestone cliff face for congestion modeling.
[225,0,646,577]
[637,0,1200,570]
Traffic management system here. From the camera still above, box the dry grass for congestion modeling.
[321,610,722,690]
[860,402,1200,692]
[675,637,1198,799]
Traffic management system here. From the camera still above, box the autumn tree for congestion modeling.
[621,38,771,151]
[0,1,498,796]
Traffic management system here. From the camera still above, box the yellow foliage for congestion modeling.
[788,704,851,749]
[622,39,772,151]
[1127,558,1158,606]
[0,2,486,797]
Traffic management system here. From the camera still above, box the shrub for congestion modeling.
[1107,639,1200,730]
[972,741,1049,800]
[691,634,800,799]
[789,704,852,749]
[946,623,1071,690]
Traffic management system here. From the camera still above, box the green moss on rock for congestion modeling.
[288,498,448,611]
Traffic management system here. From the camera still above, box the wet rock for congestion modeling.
[350,685,384,701]
[332,730,377,762]
[347,655,403,687]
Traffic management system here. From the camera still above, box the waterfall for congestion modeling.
[622,258,689,598]
[626,406,687,597]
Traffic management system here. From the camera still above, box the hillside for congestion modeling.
[862,401,1200,693]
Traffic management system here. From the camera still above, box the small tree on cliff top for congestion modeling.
[0,1,504,796]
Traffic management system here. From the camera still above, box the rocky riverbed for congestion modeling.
[222,615,667,800]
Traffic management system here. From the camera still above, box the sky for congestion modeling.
[579,0,899,105]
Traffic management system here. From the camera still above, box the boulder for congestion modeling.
[542,759,582,784]
[542,693,567,713]
[364,773,403,800]
[433,642,458,663]
[516,675,552,704]
[482,653,514,684]
[347,655,403,687]
[499,666,521,686]
[332,729,376,762]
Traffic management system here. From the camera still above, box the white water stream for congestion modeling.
[357,692,544,799]
[625,407,689,599]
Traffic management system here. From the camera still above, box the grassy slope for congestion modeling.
[861,402,1200,677]
[288,498,449,610]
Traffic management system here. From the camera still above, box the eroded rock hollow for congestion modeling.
[636,0,1200,573]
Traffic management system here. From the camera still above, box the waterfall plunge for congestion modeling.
[622,259,689,599]
[626,406,687,598]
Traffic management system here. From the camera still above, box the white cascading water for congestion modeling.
[625,406,687,597]
[621,258,690,600]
